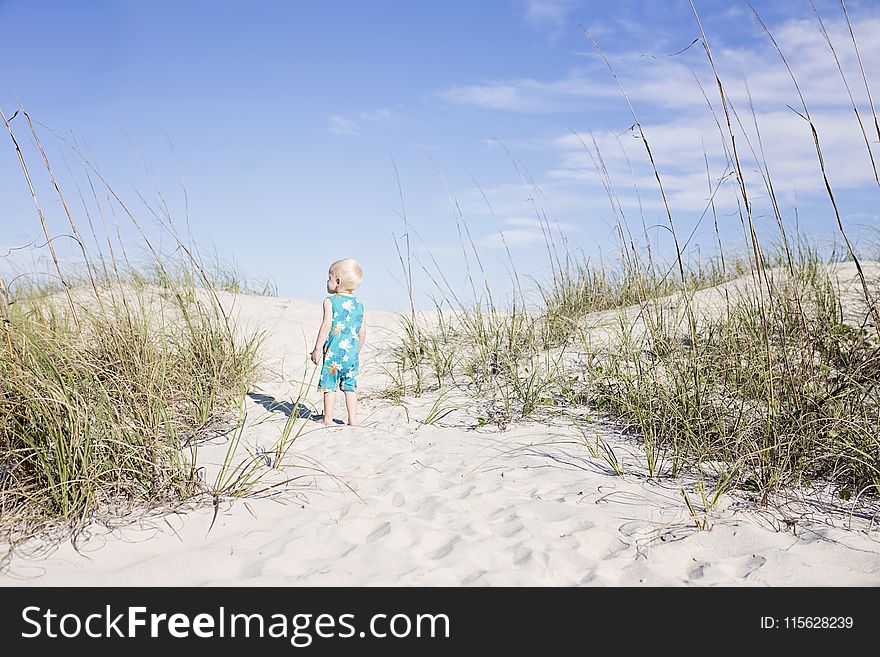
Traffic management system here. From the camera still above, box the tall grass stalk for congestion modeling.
[0,109,265,555]
[385,2,880,508]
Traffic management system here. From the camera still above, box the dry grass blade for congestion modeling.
[0,109,269,561]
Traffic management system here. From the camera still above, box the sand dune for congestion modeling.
[2,285,879,586]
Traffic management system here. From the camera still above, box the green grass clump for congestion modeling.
[0,280,261,540]
[383,3,880,508]
[0,106,267,553]
[539,256,736,347]
[590,261,880,500]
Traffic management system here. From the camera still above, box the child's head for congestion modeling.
[327,258,363,293]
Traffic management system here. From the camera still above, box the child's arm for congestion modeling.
[358,315,367,355]
[310,299,333,365]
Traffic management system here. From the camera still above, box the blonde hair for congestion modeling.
[330,258,363,291]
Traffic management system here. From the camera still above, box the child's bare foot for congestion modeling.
[348,419,360,427]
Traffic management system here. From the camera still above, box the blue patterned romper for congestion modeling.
[318,293,365,393]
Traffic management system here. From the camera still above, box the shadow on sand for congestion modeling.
[247,391,344,425]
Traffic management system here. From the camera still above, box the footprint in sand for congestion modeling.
[687,560,708,581]
[459,523,480,537]
[447,484,476,500]
[557,535,580,550]
[497,520,525,538]
[578,568,599,585]
[239,561,264,580]
[530,507,576,523]
[416,496,443,520]
[737,554,767,579]
[366,522,392,543]
[512,546,533,566]
[430,537,459,560]
[461,570,487,585]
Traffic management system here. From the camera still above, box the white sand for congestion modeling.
[2,285,879,586]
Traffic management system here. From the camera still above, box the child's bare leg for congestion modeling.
[321,391,336,426]
[344,391,359,426]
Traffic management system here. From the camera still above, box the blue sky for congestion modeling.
[2,0,879,310]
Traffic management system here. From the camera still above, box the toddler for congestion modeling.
[310,259,366,426]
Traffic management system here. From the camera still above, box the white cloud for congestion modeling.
[326,115,359,136]
[435,71,616,112]
[551,104,879,211]
[359,108,392,121]
[525,0,570,24]
[436,10,880,236]
[522,0,583,42]
[325,108,393,136]
[481,216,577,249]
[436,13,880,113]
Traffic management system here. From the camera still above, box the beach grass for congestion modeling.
[0,108,271,557]
[384,2,880,506]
